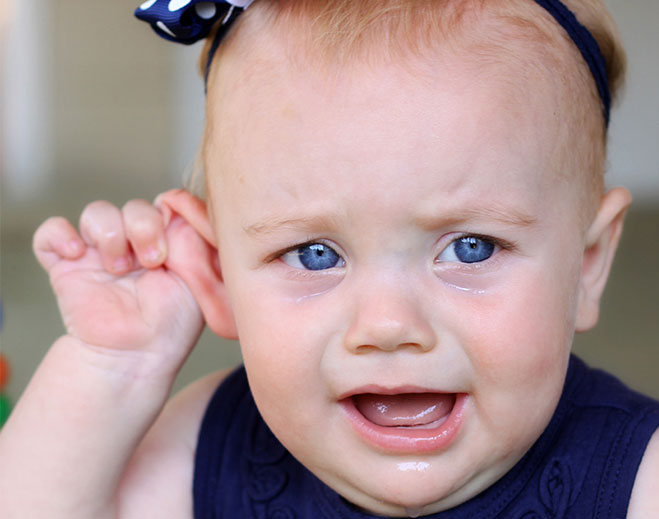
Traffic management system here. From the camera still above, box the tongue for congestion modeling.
[353,393,455,427]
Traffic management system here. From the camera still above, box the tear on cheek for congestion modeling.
[273,271,344,303]
[434,269,500,295]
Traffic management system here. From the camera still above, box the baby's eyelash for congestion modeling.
[264,234,516,266]
[453,233,516,252]
[434,233,517,265]
[264,238,325,264]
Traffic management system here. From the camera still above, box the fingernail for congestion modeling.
[144,246,164,264]
[113,256,131,272]
[67,240,82,255]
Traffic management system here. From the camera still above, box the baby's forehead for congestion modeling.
[211,0,596,132]
[205,0,603,218]
[210,49,562,198]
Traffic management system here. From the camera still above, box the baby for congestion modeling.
[1,0,658,517]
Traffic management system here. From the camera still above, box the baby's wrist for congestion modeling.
[53,334,182,395]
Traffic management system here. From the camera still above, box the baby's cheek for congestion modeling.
[465,274,574,389]
[458,275,572,451]
[237,291,329,387]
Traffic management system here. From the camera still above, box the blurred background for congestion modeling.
[1,0,657,406]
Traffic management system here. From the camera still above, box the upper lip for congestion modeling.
[337,384,454,401]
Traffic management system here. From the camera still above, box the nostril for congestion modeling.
[354,344,380,354]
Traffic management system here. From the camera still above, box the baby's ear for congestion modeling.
[157,189,238,340]
[575,187,632,332]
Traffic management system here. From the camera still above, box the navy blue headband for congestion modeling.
[134,0,252,85]
[135,0,611,125]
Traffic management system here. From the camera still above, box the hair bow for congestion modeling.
[135,0,253,45]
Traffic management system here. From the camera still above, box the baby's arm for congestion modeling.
[0,192,213,518]
[628,428,659,518]
[115,368,230,517]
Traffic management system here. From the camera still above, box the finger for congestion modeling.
[33,217,86,271]
[122,199,168,268]
[79,200,133,274]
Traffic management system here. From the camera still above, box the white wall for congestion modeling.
[605,0,659,205]
[2,0,53,199]
[171,44,206,182]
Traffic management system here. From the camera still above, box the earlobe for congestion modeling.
[575,187,632,332]
[157,189,238,340]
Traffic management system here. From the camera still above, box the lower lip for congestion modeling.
[339,393,468,454]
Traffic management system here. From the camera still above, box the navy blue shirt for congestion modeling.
[193,356,659,518]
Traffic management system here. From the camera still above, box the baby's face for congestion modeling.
[205,44,590,515]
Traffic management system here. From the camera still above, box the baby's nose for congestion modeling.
[343,279,436,354]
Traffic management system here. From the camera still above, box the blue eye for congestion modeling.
[437,236,496,264]
[281,243,345,270]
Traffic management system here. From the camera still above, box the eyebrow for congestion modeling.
[243,204,538,238]
[415,205,539,230]
[243,214,343,237]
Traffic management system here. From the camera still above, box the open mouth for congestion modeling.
[353,392,456,429]
[340,390,467,453]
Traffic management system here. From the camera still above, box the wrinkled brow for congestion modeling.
[243,204,537,238]
[415,205,539,230]
[243,214,344,237]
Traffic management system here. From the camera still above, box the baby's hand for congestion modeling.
[33,192,205,366]
[0,191,218,519]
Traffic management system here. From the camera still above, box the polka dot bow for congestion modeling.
[135,0,254,45]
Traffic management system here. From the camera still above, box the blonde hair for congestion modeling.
[196,0,626,217]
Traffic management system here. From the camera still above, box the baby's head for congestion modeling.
[153,0,633,514]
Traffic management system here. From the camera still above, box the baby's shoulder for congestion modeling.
[628,428,659,518]
[573,361,659,517]
[574,362,659,517]
[116,369,233,518]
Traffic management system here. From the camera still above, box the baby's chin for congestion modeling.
[341,487,450,518]
[323,451,519,518]
[327,471,470,517]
